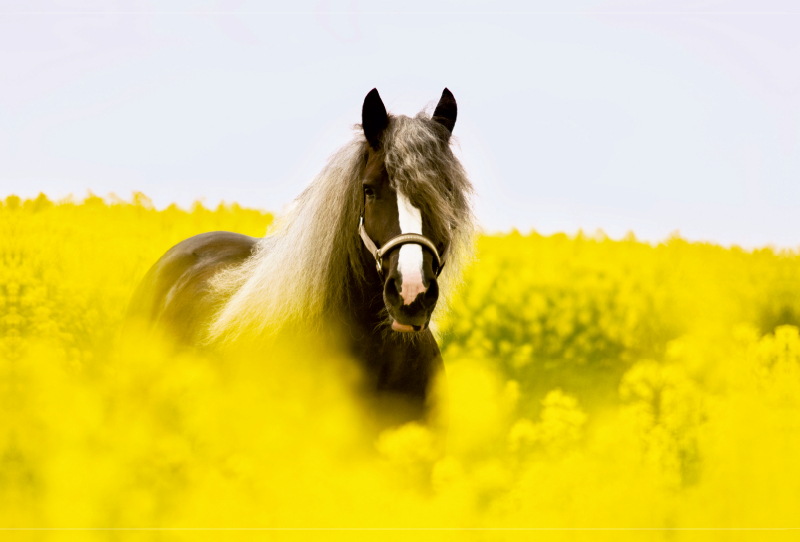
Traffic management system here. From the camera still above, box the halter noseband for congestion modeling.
[358,216,446,279]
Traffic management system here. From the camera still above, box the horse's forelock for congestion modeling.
[384,114,476,265]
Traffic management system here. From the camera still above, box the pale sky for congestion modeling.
[2,0,799,248]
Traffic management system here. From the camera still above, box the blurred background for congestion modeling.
[2,0,799,248]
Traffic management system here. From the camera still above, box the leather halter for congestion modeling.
[358,216,446,278]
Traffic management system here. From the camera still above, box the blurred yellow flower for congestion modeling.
[2,193,800,532]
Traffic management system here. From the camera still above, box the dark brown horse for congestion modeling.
[127,88,476,418]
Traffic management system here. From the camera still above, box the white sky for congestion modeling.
[2,0,799,248]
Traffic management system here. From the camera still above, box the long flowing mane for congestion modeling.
[207,111,477,343]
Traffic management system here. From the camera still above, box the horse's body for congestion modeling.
[127,231,257,345]
[127,89,474,418]
[128,230,444,412]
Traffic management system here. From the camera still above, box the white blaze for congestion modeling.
[396,192,426,305]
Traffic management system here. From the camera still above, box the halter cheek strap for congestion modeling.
[359,216,446,278]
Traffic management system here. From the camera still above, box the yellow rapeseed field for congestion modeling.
[2,192,800,539]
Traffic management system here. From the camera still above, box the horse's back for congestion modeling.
[127,231,257,344]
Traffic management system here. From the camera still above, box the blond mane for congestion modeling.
[207,111,477,343]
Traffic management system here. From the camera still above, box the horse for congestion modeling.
[126,88,476,420]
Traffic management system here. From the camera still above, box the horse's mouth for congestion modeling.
[385,297,431,333]
[390,318,426,333]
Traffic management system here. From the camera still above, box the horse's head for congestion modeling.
[359,88,460,333]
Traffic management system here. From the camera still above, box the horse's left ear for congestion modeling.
[432,88,457,136]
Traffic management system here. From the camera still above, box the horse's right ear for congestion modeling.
[362,88,389,150]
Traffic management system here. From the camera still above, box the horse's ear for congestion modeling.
[432,88,457,136]
[362,88,389,150]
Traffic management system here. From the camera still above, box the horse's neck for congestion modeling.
[337,257,442,409]
[341,258,387,339]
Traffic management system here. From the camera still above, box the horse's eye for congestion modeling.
[364,186,375,199]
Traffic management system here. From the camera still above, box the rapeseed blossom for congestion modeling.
[2,193,799,538]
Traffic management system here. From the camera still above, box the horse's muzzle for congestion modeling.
[384,273,438,332]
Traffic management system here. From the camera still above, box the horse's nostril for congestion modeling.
[385,275,400,299]
[423,279,439,307]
